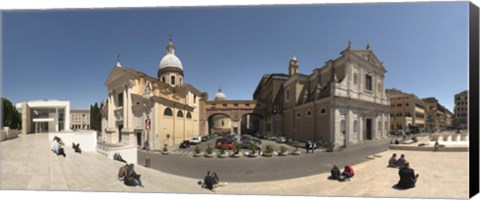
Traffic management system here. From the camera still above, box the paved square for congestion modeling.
[1,134,469,199]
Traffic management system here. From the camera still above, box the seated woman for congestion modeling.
[341,165,354,181]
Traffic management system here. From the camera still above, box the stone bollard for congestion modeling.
[145,157,151,168]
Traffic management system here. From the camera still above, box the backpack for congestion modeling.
[118,165,128,178]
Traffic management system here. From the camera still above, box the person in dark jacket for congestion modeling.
[72,143,82,154]
[396,162,419,189]
[124,164,143,187]
[329,165,342,181]
[114,153,127,163]
[202,171,215,192]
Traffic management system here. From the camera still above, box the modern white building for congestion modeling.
[16,100,71,134]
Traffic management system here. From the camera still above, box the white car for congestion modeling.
[190,136,202,145]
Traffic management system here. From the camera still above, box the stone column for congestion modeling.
[55,108,59,132]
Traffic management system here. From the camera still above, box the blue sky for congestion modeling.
[2,2,469,111]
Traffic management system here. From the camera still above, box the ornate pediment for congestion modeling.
[350,50,386,72]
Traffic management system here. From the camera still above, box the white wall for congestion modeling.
[96,144,138,164]
[48,131,97,152]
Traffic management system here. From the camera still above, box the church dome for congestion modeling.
[158,39,183,70]
[159,54,183,70]
[214,87,226,100]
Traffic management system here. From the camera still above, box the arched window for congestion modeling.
[353,120,358,133]
[177,110,184,118]
[186,112,192,119]
[164,108,173,116]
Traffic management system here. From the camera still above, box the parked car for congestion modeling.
[190,136,202,145]
[222,134,240,143]
[215,138,236,149]
[236,140,261,150]
[201,135,213,142]
[179,140,190,149]
[276,136,287,143]
[240,135,262,144]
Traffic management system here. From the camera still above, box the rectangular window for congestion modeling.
[365,74,372,91]
[286,89,290,101]
[171,76,176,85]
[118,93,124,107]
[194,95,197,103]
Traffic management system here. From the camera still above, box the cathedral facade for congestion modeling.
[255,42,391,147]
[101,39,206,149]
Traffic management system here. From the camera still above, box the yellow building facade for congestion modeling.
[386,89,426,132]
[102,39,205,149]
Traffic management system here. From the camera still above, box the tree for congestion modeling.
[2,98,21,129]
[89,102,102,131]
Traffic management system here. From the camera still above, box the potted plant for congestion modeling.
[248,143,258,157]
[325,142,335,152]
[193,146,203,157]
[218,146,228,158]
[231,144,242,158]
[262,145,274,157]
[162,143,169,155]
[204,144,215,158]
[278,146,288,156]
[291,140,301,155]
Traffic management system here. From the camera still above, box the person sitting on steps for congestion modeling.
[117,164,129,181]
[72,142,82,154]
[396,162,419,189]
[202,171,215,192]
[388,153,398,168]
[124,164,143,187]
[341,165,354,181]
[395,154,407,169]
[114,153,127,163]
[329,165,343,181]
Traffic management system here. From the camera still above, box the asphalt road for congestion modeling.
[138,137,390,183]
